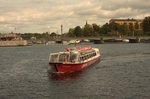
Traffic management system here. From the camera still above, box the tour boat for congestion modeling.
[49,46,100,74]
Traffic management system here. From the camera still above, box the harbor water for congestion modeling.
[0,43,150,99]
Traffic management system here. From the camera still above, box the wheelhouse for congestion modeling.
[49,52,79,63]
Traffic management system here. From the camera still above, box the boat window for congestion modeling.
[97,51,99,54]
[90,54,92,58]
[78,57,81,62]
[84,55,87,60]
[81,56,84,61]
[59,53,69,62]
[86,54,89,59]
[89,54,91,58]
[92,53,94,56]
[70,53,78,62]
[50,54,59,62]
[88,54,90,59]
[80,57,83,61]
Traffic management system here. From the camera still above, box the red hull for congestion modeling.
[49,56,100,74]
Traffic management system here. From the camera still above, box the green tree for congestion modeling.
[42,32,49,40]
[68,28,75,37]
[143,16,150,34]
[99,23,111,35]
[92,23,100,36]
[50,32,57,36]
[109,22,119,36]
[83,23,94,36]
[74,26,82,37]
[119,24,128,35]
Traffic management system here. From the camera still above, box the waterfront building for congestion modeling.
[109,19,143,31]
[0,33,22,41]
[0,33,27,46]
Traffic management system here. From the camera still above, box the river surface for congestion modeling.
[0,43,150,99]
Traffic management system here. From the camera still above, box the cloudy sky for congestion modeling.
[0,0,150,33]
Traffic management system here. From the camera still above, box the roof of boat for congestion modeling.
[66,46,100,54]
[50,46,99,55]
[66,46,92,51]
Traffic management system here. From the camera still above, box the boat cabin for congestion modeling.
[49,47,100,64]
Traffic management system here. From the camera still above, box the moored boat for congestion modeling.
[49,46,100,74]
[0,33,28,47]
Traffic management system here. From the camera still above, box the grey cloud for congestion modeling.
[0,0,149,33]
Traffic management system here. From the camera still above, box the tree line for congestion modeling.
[67,22,127,37]
[66,16,150,37]
[3,16,149,40]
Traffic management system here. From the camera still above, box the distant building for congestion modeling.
[0,33,22,41]
[109,19,143,31]
[0,33,28,46]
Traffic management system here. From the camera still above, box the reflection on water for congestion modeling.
[48,70,83,80]
[0,44,150,99]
